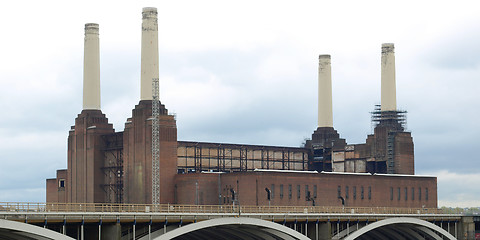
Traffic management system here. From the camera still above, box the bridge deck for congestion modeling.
[0,202,462,224]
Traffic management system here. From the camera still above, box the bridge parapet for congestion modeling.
[0,202,465,215]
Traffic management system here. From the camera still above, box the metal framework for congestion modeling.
[387,132,395,174]
[152,78,160,204]
[371,104,407,131]
[370,104,408,174]
[177,141,307,173]
[101,133,123,203]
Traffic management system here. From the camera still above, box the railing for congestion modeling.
[0,202,463,215]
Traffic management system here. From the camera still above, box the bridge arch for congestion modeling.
[342,217,456,240]
[154,217,310,240]
[0,219,74,240]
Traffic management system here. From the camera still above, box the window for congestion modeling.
[353,186,356,200]
[297,185,301,199]
[411,187,415,201]
[397,187,401,201]
[288,184,292,199]
[337,186,341,198]
[345,186,349,199]
[405,187,408,201]
[271,184,275,199]
[361,186,364,200]
[58,179,65,188]
[419,187,422,201]
[390,187,393,200]
[368,186,371,200]
[280,184,284,199]
[313,185,317,199]
[305,185,309,199]
[426,188,429,201]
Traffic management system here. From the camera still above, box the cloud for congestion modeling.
[421,20,480,70]
[0,0,479,206]
[420,170,480,207]
[0,188,45,203]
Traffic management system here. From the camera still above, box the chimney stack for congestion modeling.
[140,7,159,101]
[318,55,333,128]
[381,43,396,111]
[83,23,101,110]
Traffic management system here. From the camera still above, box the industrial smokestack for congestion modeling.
[318,55,333,128]
[83,23,101,110]
[140,7,159,101]
[381,43,396,111]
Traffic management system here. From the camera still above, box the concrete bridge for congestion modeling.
[0,202,477,239]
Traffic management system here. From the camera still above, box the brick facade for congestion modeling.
[123,100,177,204]
[175,171,437,208]
[46,103,433,208]
[66,110,114,203]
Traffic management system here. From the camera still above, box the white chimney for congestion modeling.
[83,23,101,110]
[381,43,396,111]
[140,7,159,101]
[318,55,333,128]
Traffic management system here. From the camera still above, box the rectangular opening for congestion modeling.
[305,185,309,200]
[58,179,65,188]
[280,184,284,199]
[288,184,292,199]
[271,184,275,199]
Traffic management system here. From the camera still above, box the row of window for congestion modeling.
[337,186,372,200]
[224,184,427,203]
[268,184,318,200]
[268,184,374,201]
[389,187,429,201]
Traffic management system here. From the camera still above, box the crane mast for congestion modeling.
[152,77,160,205]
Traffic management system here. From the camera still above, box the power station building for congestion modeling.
[46,7,437,208]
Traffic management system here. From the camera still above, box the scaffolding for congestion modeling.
[371,104,407,131]
[101,133,124,203]
[177,141,308,173]
[152,78,160,205]
[387,132,395,174]
[370,104,409,174]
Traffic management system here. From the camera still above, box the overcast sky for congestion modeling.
[0,0,479,207]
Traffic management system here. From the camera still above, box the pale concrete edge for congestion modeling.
[343,217,456,240]
[154,217,310,240]
[0,219,74,240]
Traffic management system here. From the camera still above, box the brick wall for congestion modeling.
[175,171,437,208]
[123,100,177,204]
[66,110,114,203]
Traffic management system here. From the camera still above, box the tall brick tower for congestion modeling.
[365,44,414,174]
[306,55,346,172]
[122,8,178,204]
[66,23,114,203]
